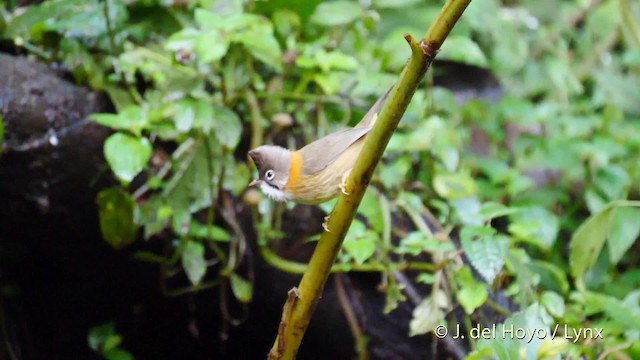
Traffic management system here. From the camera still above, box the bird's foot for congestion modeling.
[322,215,331,232]
[339,169,352,196]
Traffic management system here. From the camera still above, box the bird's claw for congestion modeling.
[339,169,352,196]
[322,215,331,232]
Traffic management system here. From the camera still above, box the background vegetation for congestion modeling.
[1,0,640,359]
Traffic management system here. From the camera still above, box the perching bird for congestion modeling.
[248,89,390,205]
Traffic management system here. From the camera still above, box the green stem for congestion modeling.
[268,2,471,358]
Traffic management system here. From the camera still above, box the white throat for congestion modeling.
[259,182,289,202]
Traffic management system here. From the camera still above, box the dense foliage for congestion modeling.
[2,0,640,359]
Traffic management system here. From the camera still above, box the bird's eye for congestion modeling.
[265,170,275,180]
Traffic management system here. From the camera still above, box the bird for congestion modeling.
[247,88,390,206]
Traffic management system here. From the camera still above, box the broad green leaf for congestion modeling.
[310,1,363,26]
[508,206,559,249]
[479,202,520,220]
[230,273,253,303]
[584,291,640,329]
[439,36,488,68]
[536,338,569,359]
[528,260,570,294]
[88,322,116,351]
[343,229,377,264]
[103,349,134,360]
[409,289,448,336]
[163,135,221,217]
[235,32,282,71]
[476,303,553,360]
[607,207,640,264]
[8,0,127,42]
[433,172,478,200]
[182,241,207,286]
[194,8,223,29]
[463,348,494,360]
[104,133,152,183]
[450,197,483,226]
[460,226,508,283]
[379,156,411,189]
[174,98,215,133]
[455,266,488,314]
[358,191,384,233]
[91,106,147,136]
[189,222,231,242]
[396,231,454,256]
[97,188,137,249]
[166,28,198,53]
[196,29,230,63]
[213,105,242,149]
[569,206,614,280]
[541,291,565,318]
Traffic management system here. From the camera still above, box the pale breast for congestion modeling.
[286,139,365,205]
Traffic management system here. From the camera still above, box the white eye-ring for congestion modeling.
[265,170,275,180]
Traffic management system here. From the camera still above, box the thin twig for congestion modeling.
[334,274,368,360]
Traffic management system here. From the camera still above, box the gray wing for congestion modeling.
[355,85,393,128]
[299,126,372,175]
[299,86,393,175]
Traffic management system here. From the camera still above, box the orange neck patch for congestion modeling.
[285,151,303,190]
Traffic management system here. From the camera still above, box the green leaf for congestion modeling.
[88,322,116,351]
[104,133,152,184]
[607,207,640,264]
[182,241,207,286]
[196,29,230,63]
[528,260,570,294]
[8,0,128,42]
[230,273,253,303]
[460,226,509,283]
[541,291,565,318]
[310,1,363,26]
[213,105,242,149]
[479,202,520,221]
[584,291,640,330]
[409,289,448,336]
[97,188,137,249]
[162,134,221,218]
[433,172,478,199]
[343,229,377,264]
[235,32,282,71]
[91,106,147,136]
[194,8,223,29]
[569,206,614,280]
[103,349,135,360]
[396,231,454,256]
[463,347,494,360]
[476,303,553,360]
[357,191,384,233]
[439,36,488,67]
[189,222,231,242]
[455,266,488,314]
[174,98,215,133]
[508,206,559,249]
[102,334,122,351]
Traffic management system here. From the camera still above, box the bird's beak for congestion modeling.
[248,179,262,187]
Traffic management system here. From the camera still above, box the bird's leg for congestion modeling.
[339,168,352,196]
[322,215,331,232]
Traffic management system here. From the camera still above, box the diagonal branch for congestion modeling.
[268,1,472,358]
